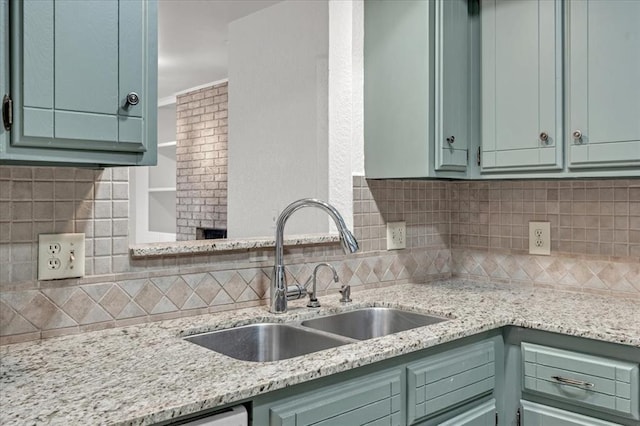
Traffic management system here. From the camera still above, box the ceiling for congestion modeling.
[158,0,281,99]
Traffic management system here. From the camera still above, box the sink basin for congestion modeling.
[301,307,447,340]
[184,323,350,362]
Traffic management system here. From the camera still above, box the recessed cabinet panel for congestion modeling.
[54,0,119,115]
[480,0,562,172]
[22,0,53,113]
[568,0,640,169]
[266,369,403,426]
[435,0,469,172]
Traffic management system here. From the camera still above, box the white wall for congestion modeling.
[228,0,330,238]
[327,0,365,233]
[228,0,364,238]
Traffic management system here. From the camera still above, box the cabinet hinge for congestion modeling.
[476,147,481,166]
[2,94,13,131]
[516,408,521,426]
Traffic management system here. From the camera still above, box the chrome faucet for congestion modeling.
[303,262,339,308]
[270,198,359,314]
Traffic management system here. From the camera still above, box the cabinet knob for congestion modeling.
[446,136,455,144]
[125,92,140,107]
[539,132,549,144]
[572,130,583,143]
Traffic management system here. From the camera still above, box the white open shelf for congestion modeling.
[148,187,177,193]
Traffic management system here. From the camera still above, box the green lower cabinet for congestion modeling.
[505,327,640,426]
[406,339,497,424]
[522,343,639,421]
[250,329,639,426]
[253,367,404,426]
[252,334,502,426]
[520,401,620,426]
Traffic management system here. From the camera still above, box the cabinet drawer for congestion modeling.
[522,343,639,420]
[407,340,495,424]
[521,400,621,426]
[438,399,496,426]
[268,369,402,426]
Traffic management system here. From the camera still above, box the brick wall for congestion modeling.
[175,82,229,241]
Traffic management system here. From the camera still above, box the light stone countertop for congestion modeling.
[129,234,341,257]
[1,279,639,426]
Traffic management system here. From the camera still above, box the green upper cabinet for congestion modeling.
[567,0,640,169]
[0,0,8,153]
[480,0,563,173]
[1,0,157,167]
[364,0,472,179]
[434,0,471,172]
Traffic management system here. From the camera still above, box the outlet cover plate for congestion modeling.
[38,233,85,280]
[386,221,406,250]
[529,222,551,255]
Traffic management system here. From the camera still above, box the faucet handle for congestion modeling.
[339,284,352,303]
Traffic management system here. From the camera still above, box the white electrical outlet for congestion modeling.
[529,222,551,255]
[38,233,85,280]
[386,221,406,250]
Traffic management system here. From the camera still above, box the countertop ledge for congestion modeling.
[1,279,639,426]
[129,234,341,257]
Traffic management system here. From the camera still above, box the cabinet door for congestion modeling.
[521,400,620,426]
[364,0,432,178]
[3,0,157,166]
[567,0,640,169]
[407,340,496,424]
[265,369,403,426]
[480,0,562,172]
[435,0,469,172]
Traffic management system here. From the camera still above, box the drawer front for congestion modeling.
[521,400,621,426]
[407,340,495,424]
[522,343,639,420]
[269,369,402,426]
[438,399,496,426]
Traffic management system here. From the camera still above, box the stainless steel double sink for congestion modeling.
[184,308,448,362]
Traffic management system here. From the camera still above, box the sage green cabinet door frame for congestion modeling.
[1,0,8,152]
[2,0,157,167]
[480,0,563,172]
[434,0,470,172]
[567,0,640,169]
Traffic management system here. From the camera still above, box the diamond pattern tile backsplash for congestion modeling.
[0,248,451,344]
[1,165,639,344]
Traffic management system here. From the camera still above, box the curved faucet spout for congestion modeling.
[271,198,359,314]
